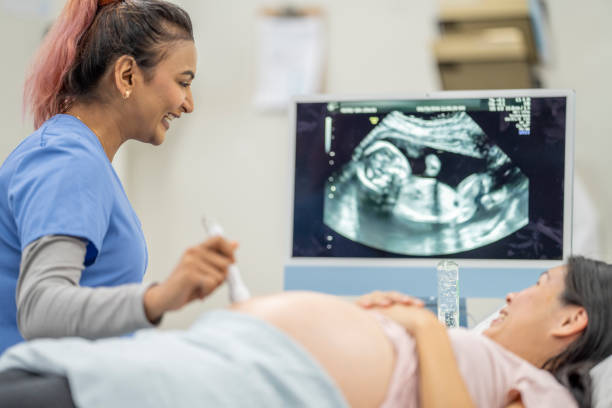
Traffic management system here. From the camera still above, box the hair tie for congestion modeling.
[99,0,121,6]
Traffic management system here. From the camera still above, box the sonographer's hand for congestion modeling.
[356,291,424,309]
[143,236,238,323]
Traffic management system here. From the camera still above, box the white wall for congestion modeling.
[538,0,612,258]
[1,0,610,329]
[126,0,441,328]
[0,3,52,157]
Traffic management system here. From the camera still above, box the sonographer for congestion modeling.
[0,0,235,355]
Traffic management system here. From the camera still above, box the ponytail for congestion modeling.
[23,0,98,129]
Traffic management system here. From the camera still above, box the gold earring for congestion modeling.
[123,90,131,99]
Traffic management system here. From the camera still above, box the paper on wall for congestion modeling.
[253,15,325,112]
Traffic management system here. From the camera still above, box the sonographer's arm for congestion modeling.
[16,235,155,340]
[141,235,237,322]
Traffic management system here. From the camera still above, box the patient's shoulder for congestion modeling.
[447,329,578,408]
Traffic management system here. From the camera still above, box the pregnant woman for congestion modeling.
[1,256,610,408]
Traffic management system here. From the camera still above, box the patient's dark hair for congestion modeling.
[542,256,612,408]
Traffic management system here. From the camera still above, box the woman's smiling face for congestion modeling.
[130,40,197,146]
[484,265,569,359]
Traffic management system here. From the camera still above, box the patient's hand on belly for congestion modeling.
[232,291,396,408]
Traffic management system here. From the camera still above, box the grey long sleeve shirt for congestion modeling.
[16,235,155,340]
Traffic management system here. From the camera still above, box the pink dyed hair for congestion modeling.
[23,0,98,129]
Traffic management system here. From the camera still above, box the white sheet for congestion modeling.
[0,310,348,408]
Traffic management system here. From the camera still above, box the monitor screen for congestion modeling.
[290,90,574,265]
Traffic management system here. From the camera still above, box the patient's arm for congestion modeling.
[376,305,476,408]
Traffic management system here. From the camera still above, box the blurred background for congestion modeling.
[1,0,610,329]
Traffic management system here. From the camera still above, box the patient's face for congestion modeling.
[483,265,568,359]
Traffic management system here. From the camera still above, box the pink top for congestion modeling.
[371,312,578,408]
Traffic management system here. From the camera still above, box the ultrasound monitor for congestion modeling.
[289,90,574,268]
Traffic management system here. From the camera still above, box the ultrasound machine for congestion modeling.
[285,89,575,303]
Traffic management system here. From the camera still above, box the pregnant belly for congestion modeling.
[232,291,395,408]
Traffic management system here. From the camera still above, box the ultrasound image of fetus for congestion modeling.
[324,111,529,256]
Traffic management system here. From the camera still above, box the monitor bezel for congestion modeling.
[287,89,575,269]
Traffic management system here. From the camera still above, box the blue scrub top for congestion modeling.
[0,114,148,354]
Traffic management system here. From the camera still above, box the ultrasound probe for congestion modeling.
[202,218,251,303]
